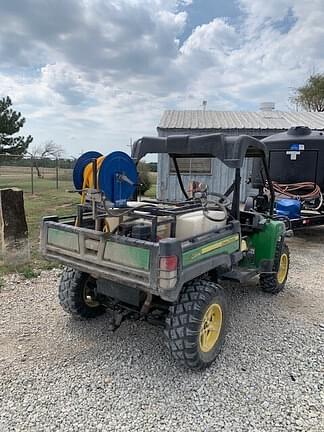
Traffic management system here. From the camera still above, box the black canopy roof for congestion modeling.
[132,133,268,168]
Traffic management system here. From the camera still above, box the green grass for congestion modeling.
[19,266,41,279]
[0,276,4,291]
[145,183,157,198]
[142,171,157,198]
[0,165,157,275]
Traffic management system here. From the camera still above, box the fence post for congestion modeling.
[56,158,59,189]
[31,159,34,195]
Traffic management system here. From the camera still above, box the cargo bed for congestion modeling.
[41,215,242,301]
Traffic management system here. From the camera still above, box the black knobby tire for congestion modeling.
[260,243,290,294]
[164,279,228,370]
[58,268,105,318]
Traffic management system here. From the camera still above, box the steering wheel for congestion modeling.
[201,192,231,223]
[206,192,231,208]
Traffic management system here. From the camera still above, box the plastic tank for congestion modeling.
[252,127,324,189]
[252,126,324,190]
[175,210,227,240]
[106,202,227,240]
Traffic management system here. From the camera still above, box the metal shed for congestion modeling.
[156,110,324,202]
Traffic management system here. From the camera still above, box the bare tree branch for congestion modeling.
[26,141,64,177]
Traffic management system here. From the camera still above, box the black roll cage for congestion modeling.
[132,133,275,217]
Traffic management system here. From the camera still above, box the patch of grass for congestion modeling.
[19,266,40,279]
[145,183,157,198]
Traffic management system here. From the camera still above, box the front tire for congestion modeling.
[164,279,228,370]
[260,243,290,294]
[58,268,105,318]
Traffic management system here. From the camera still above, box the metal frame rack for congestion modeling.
[75,197,211,242]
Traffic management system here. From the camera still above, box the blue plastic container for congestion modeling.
[276,199,301,219]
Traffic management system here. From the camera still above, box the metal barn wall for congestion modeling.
[157,154,254,201]
[157,129,266,202]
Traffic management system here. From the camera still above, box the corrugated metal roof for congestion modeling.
[158,110,324,130]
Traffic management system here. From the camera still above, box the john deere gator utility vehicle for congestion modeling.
[41,133,289,370]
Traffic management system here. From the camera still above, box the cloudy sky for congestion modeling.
[1,0,324,156]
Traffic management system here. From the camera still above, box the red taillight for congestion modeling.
[160,256,178,271]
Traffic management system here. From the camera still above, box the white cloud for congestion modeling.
[239,0,293,25]
[0,0,323,155]
[181,18,237,54]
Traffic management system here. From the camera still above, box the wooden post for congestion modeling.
[0,188,30,265]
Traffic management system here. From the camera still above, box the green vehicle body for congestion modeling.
[249,220,284,266]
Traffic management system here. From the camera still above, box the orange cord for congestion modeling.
[271,181,321,200]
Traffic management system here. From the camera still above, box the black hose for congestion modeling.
[207,192,231,207]
[202,204,227,222]
[172,156,189,200]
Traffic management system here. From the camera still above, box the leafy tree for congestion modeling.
[148,162,157,172]
[137,161,152,195]
[291,74,324,112]
[0,96,33,157]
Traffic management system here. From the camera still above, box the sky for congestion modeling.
[1,0,324,157]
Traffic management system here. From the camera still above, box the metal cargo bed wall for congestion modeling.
[157,129,263,202]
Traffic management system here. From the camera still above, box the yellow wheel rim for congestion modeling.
[277,253,288,284]
[199,303,223,353]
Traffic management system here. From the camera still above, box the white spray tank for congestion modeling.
[175,209,227,240]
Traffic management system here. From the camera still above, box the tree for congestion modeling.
[27,140,64,178]
[137,161,152,194]
[0,96,33,156]
[291,74,324,112]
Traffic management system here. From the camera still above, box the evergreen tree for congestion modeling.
[0,96,33,156]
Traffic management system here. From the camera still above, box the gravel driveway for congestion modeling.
[1,229,323,432]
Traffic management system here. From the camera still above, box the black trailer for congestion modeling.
[249,126,324,230]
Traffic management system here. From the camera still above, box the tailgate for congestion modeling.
[41,220,158,291]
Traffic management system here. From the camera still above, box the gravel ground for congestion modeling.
[1,229,323,432]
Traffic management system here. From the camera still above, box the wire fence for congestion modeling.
[0,158,74,195]
[0,157,158,198]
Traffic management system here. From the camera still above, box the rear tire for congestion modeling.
[260,243,290,294]
[164,279,228,370]
[58,268,105,318]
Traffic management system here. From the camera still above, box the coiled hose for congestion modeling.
[269,181,323,211]
[79,158,156,231]
[202,192,230,222]
[80,156,106,204]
